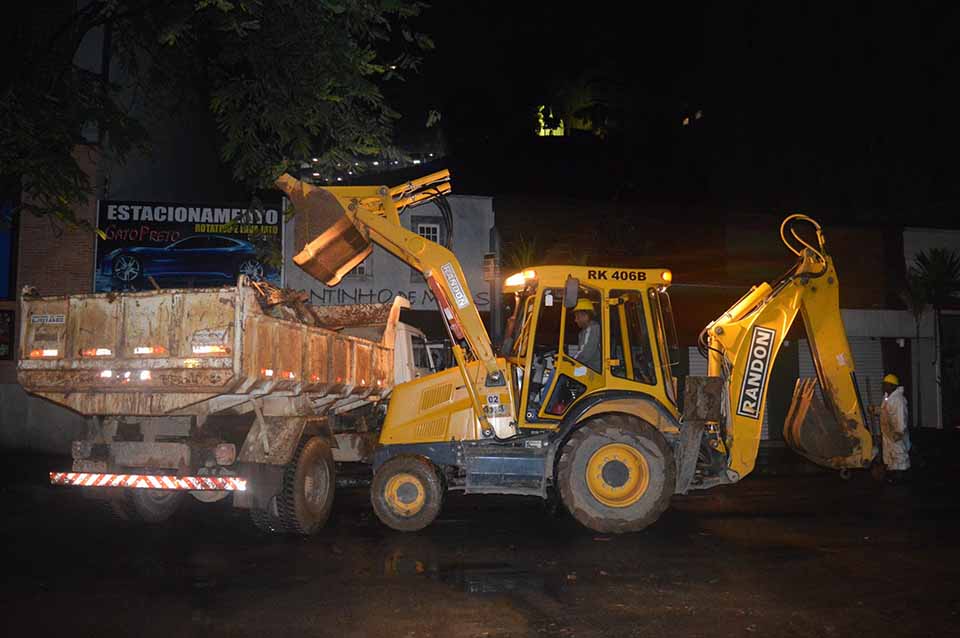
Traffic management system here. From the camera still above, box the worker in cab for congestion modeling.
[880,373,911,483]
[571,299,601,371]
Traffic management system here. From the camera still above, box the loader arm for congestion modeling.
[275,171,506,435]
[703,215,874,479]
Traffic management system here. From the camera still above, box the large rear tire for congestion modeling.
[110,489,184,523]
[371,456,444,532]
[250,502,287,534]
[557,414,675,534]
[276,437,336,535]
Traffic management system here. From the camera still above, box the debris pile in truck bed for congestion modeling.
[249,280,399,341]
[250,281,333,329]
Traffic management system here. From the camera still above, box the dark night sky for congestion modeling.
[386,2,960,227]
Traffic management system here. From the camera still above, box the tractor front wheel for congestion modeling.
[371,456,444,532]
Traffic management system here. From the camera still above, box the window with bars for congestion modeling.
[410,218,447,282]
[346,255,371,278]
[416,222,441,244]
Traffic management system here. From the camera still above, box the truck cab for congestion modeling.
[394,322,440,381]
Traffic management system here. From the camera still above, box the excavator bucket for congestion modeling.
[275,174,372,286]
[783,378,873,469]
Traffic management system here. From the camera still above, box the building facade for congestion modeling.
[283,193,498,323]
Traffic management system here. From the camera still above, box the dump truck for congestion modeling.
[25,168,874,535]
[19,277,436,532]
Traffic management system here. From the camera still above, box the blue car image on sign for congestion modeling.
[95,201,283,292]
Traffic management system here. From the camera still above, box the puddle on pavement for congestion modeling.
[382,548,547,595]
[441,564,547,595]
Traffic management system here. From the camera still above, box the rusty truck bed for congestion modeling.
[17,277,404,416]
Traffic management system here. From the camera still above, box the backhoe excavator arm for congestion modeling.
[275,171,506,435]
[702,215,874,479]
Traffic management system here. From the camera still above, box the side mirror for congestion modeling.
[564,276,579,309]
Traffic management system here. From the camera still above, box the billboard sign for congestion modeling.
[95,200,282,292]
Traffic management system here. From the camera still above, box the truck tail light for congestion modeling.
[262,369,297,380]
[29,349,59,358]
[134,346,167,355]
[192,345,230,355]
[80,348,113,357]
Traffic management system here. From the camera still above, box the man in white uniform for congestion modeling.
[880,373,911,483]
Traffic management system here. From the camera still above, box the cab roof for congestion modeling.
[502,265,672,292]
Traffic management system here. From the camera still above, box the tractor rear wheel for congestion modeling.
[557,414,675,534]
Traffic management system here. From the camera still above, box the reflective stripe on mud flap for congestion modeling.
[49,472,246,491]
[736,326,776,419]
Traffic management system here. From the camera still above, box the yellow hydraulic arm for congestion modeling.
[275,170,507,434]
[702,215,874,479]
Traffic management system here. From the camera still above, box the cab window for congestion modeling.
[526,287,564,413]
[608,290,656,385]
[411,335,433,371]
[649,289,678,405]
[523,284,601,419]
[510,294,537,359]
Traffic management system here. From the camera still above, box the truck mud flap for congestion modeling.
[783,378,870,469]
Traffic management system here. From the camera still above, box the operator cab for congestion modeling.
[502,266,680,430]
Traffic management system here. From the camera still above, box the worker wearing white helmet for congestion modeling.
[571,298,601,371]
[880,372,911,481]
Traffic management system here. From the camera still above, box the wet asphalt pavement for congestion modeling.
[2,440,958,638]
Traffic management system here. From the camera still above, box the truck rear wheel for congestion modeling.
[111,489,184,524]
[276,437,335,535]
[250,502,287,534]
[557,414,675,534]
[371,456,444,532]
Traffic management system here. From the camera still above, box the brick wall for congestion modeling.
[18,146,100,296]
[0,146,99,387]
[0,300,13,384]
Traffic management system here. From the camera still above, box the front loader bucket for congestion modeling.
[783,378,873,469]
[276,173,372,286]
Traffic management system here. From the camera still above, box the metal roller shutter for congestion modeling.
[688,347,708,376]
[798,337,884,422]
[688,347,771,439]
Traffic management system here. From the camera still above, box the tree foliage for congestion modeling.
[909,248,960,311]
[1,0,431,227]
[503,233,539,271]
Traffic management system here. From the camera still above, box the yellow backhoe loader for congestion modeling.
[276,171,875,534]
